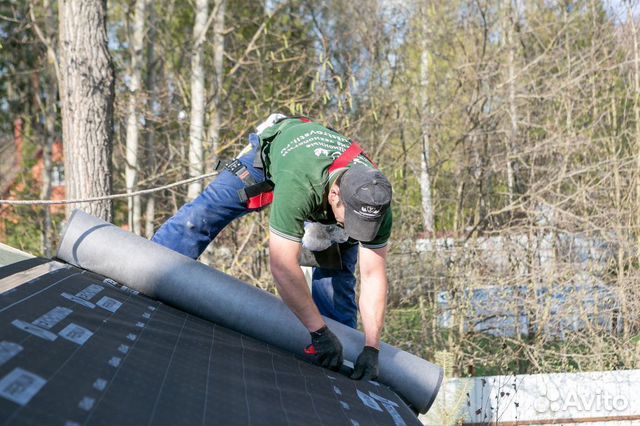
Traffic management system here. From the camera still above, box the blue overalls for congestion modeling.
[152,133,359,329]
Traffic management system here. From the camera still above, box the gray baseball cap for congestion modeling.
[340,164,392,242]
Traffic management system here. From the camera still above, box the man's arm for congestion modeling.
[358,244,389,349]
[269,232,325,332]
[270,232,343,371]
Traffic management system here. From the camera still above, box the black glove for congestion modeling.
[305,325,343,371]
[350,346,379,380]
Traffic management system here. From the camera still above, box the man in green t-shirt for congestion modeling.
[153,114,393,381]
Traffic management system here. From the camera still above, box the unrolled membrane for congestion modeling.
[56,209,443,413]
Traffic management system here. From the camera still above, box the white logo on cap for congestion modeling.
[356,205,381,218]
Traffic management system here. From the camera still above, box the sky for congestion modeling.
[605,0,640,24]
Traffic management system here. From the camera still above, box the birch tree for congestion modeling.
[188,0,209,200]
[144,0,158,239]
[505,0,517,206]
[629,3,640,262]
[29,0,59,256]
[59,0,115,221]
[207,0,226,164]
[125,0,148,234]
[419,0,435,235]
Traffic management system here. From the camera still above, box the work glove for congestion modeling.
[305,325,344,371]
[350,346,379,381]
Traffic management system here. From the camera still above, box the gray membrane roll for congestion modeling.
[56,210,443,413]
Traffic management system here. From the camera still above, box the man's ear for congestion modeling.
[329,184,340,203]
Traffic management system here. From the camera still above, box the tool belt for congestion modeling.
[214,157,275,210]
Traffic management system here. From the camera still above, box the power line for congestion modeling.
[0,171,219,206]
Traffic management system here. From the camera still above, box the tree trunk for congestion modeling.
[144,0,158,239]
[207,0,226,166]
[38,0,59,256]
[630,4,640,262]
[188,0,208,200]
[59,0,115,221]
[41,88,54,257]
[505,0,517,206]
[419,1,435,235]
[453,172,465,234]
[125,0,147,235]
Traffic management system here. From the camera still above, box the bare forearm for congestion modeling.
[271,262,325,332]
[358,245,389,349]
[359,276,387,348]
[269,234,325,332]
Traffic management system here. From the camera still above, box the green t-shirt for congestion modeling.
[259,118,392,249]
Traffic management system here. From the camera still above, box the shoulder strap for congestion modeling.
[328,141,377,173]
[329,143,363,173]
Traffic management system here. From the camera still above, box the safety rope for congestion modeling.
[0,170,219,206]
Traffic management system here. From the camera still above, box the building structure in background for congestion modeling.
[415,212,630,340]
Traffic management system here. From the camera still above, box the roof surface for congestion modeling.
[0,258,421,426]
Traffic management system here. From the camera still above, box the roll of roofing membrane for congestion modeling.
[56,210,443,413]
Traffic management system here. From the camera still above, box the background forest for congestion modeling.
[2,0,640,379]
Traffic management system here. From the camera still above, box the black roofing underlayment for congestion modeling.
[0,259,422,426]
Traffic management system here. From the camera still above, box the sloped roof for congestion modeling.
[0,258,421,426]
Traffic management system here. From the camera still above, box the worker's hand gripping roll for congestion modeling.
[305,325,344,370]
[351,346,380,380]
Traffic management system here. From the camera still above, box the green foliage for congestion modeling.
[3,126,44,255]
[4,205,42,256]
[0,2,46,134]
